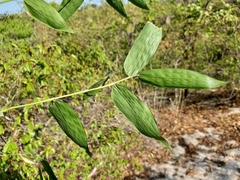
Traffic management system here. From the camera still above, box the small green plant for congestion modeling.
[0,0,229,179]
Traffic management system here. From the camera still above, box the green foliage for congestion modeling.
[23,0,150,31]
[124,22,162,76]
[58,0,84,21]
[24,0,71,32]
[0,15,32,39]
[149,0,240,80]
[106,0,128,18]
[112,85,171,150]
[3,139,18,153]
[40,160,57,180]
[83,72,111,100]
[129,0,149,10]
[44,22,226,158]
[139,69,228,89]
[0,0,238,179]
[49,101,92,157]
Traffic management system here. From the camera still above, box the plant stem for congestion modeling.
[0,76,132,113]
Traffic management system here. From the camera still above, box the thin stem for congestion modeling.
[1,76,132,113]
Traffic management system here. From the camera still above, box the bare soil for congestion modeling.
[122,89,240,180]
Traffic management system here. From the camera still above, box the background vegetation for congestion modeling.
[0,0,239,179]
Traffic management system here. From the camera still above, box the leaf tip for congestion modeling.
[86,149,93,157]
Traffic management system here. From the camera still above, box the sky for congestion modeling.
[0,0,103,14]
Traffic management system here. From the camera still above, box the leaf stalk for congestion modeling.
[0,76,132,113]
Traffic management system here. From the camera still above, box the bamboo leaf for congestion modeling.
[124,22,162,77]
[48,101,92,156]
[112,85,171,150]
[83,79,105,100]
[83,71,112,100]
[60,0,68,7]
[129,0,149,10]
[106,0,128,18]
[24,0,71,32]
[38,167,44,180]
[58,0,84,21]
[40,160,57,180]
[83,78,108,100]
[139,69,228,89]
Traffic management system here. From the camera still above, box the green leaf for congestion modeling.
[40,160,57,180]
[83,71,112,100]
[48,101,92,156]
[139,69,228,89]
[20,134,31,144]
[129,0,149,10]
[83,78,106,100]
[3,140,18,153]
[38,167,44,180]
[59,0,68,7]
[0,0,12,4]
[111,85,171,150]
[24,0,71,32]
[124,22,162,77]
[106,0,128,18]
[58,0,84,21]
[27,82,34,92]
